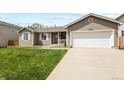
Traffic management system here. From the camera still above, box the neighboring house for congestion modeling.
[18,13,121,48]
[116,14,124,37]
[0,21,21,47]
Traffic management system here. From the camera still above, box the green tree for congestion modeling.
[28,23,44,30]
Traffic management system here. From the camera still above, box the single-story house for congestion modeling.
[0,21,21,47]
[18,13,122,48]
[18,27,67,47]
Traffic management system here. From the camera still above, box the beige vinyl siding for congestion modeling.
[0,24,19,47]
[67,16,118,31]
[19,29,33,46]
[116,15,124,39]
[67,16,119,48]
[118,24,124,37]
[34,32,51,45]
[117,16,124,23]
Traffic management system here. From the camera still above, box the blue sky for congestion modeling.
[0,13,122,27]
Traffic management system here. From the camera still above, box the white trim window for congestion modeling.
[22,32,30,40]
[40,33,49,40]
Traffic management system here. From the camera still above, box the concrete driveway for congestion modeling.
[47,48,124,80]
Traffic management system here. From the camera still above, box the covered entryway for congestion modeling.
[51,32,66,46]
[51,32,58,44]
[72,31,113,48]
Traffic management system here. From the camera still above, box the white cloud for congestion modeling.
[48,14,82,21]
[0,16,8,21]
[47,13,121,23]
[101,13,121,19]
[0,13,121,27]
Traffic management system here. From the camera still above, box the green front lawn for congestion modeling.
[0,48,67,80]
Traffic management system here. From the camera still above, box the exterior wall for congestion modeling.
[20,31,67,46]
[118,24,124,37]
[76,22,114,30]
[67,16,118,31]
[117,16,124,47]
[66,16,119,48]
[19,29,33,46]
[66,30,69,47]
[117,16,124,23]
[116,16,124,47]
[116,15,124,37]
[34,32,51,46]
[0,24,19,47]
[114,30,118,47]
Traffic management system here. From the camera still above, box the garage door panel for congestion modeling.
[72,31,112,48]
[73,32,111,39]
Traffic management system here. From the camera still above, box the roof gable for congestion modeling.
[116,14,124,20]
[17,28,34,33]
[65,13,121,28]
[77,22,114,30]
[116,14,124,23]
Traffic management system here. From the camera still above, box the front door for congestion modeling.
[51,32,58,44]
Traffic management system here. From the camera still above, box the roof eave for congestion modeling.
[0,21,22,29]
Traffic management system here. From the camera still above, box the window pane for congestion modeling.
[24,33,28,40]
[42,33,47,40]
[59,32,66,39]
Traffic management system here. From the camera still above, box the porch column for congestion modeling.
[70,31,72,47]
[50,33,52,45]
[32,32,34,46]
[58,32,59,45]
[66,30,69,47]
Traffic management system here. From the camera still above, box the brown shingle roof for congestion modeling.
[18,27,66,33]
[0,20,21,29]
[34,27,66,32]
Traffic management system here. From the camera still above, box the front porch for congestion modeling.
[33,32,66,47]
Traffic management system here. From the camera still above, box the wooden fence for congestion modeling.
[8,40,19,46]
[119,37,124,49]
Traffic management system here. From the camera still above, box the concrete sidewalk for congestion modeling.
[47,48,124,80]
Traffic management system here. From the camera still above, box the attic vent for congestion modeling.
[88,18,93,22]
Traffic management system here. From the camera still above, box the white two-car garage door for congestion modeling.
[72,31,113,48]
